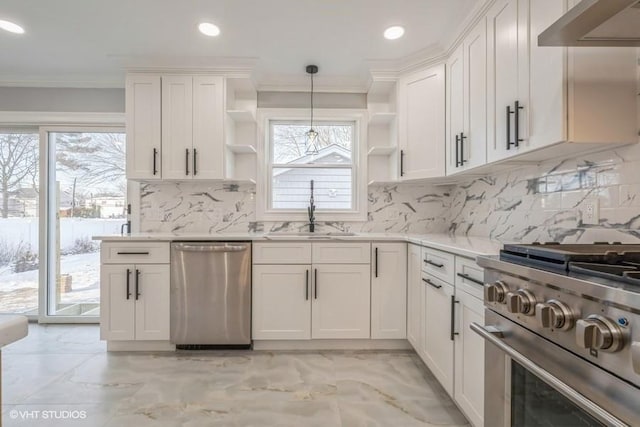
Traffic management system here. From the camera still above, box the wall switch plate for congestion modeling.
[580,198,599,225]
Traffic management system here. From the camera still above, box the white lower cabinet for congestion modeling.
[312,264,371,339]
[454,288,485,427]
[100,264,170,341]
[252,242,374,341]
[407,244,423,351]
[423,275,455,396]
[371,243,407,339]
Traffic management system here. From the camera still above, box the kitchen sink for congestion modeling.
[266,231,358,239]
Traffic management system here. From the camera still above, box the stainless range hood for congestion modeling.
[538,0,640,46]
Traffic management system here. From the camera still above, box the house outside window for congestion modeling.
[256,109,368,222]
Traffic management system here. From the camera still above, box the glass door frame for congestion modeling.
[38,125,126,323]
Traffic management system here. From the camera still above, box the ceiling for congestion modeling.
[0,0,481,90]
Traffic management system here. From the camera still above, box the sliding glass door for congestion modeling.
[0,130,40,316]
[42,128,126,320]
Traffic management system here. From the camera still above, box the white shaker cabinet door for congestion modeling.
[311,264,371,339]
[192,75,225,180]
[161,75,194,179]
[134,264,170,341]
[423,276,454,396]
[371,243,407,339]
[252,264,312,340]
[407,244,423,352]
[100,264,135,341]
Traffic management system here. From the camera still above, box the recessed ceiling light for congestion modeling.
[0,19,25,34]
[384,26,404,40]
[198,22,220,37]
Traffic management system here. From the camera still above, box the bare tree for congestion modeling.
[0,133,38,218]
[272,123,352,163]
[56,132,126,195]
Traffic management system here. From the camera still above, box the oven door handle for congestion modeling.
[470,323,628,427]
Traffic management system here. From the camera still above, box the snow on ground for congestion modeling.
[0,252,100,313]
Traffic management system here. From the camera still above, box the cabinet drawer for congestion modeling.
[101,242,170,264]
[455,256,485,300]
[253,242,312,264]
[422,247,455,283]
[312,242,371,264]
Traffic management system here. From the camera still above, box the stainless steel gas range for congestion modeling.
[476,243,640,427]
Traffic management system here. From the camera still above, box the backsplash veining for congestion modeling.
[139,144,640,243]
[449,143,640,243]
[139,182,451,234]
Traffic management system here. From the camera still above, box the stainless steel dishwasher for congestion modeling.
[170,242,251,348]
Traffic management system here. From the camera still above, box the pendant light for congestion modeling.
[305,64,319,155]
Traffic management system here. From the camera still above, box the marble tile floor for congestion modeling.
[1,324,470,427]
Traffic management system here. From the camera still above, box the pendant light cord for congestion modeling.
[310,72,314,130]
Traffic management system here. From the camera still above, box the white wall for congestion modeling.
[0,87,124,112]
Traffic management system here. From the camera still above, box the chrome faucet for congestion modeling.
[308,180,316,233]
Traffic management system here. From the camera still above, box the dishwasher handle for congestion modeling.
[173,243,248,253]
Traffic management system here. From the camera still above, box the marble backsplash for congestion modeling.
[449,143,640,243]
[139,182,451,234]
[139,143,640,243]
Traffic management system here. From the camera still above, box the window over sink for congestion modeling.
[256,109,367,222]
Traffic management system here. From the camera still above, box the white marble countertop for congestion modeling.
[94,232,502,258]
[0,315,28,348]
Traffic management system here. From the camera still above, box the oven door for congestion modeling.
[472,310,639,427]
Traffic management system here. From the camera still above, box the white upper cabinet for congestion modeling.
[486,0,527,163]
[192,76,225,180]
[447,18,488,175]
[125,74,161,180]
[398,64,446,180]
[126,72,244,182]
[162,75,225,180]
[487,0,638,164]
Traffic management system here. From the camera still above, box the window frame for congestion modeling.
[256,108,368,222]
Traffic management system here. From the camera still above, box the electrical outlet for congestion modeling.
[580,198,599,225]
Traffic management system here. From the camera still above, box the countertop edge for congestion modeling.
[93,233,502,258]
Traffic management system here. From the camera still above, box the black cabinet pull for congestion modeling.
[422,277,442,289]
[193,148,197,176]
[135,269,141,300]
[514,100,524,148]
[450,295,460,341]
[455,134,460,167]
[305,269,309,301]
[116,252,149,255]
[506,105,513,150]
[185,148,190,176]
[456,272,484,286]
[314,268,318,299]
[424,259,444,268]
[460,133,467,165]
[125,268,131,300]
[400,149,405,177]
[152,148,158,175]
[374,247,379,278]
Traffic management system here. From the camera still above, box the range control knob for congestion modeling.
[576,315,625,353]
[535,300,575,331]
[485,281,509,303]
[506,289,537,316]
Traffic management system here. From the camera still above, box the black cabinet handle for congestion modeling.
[135,269,141,300]
[456,272,484,286]
[125,268,131,300]
[460,133,467,165]
[116,251,149,255]
[375,247,379,278]
[450,295,460,341]
[506,105,513,150]
[152,148,158,175]
[305,269,309,301]
[424,259,444,268]
[422,277,442,289]
[455,134,460,167]
[314,268,318,299]
[193,148,197,176]
[400,149,405,177]
[514,100,524,148]
[185,148,190,176]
